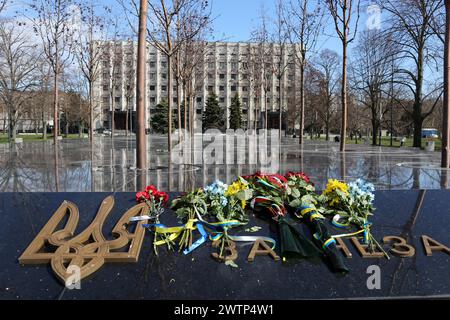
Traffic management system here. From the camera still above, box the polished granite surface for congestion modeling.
[1,190,449,299]
[0,135,449,192]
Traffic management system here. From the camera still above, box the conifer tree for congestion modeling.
[202,93,224,132]
[229,93,243,130]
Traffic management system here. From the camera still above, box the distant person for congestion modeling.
[400,137,406,147]
[334,136,340,143]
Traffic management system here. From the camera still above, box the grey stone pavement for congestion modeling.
[0,133,448,192]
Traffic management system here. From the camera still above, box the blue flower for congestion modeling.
[204,180,228,196]
[349,179,375,203]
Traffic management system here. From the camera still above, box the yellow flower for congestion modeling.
[324,179,349,206]
[225,180,248,197]
[324,179,349,196]
[241,199,246,209]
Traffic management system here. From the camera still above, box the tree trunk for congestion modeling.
[89,81,94,142]
[183,81,188,133]
[278,76,282,141]
[136,0,148,170]
[299,58,305,144]
[413,44,424,148]
[340,41,348,152]
[176,75,182,142]
[442,0,450,168]
[53,71,59,144]
[125,103,129,136]
[111,92,115,139]
[167,54,173,162]
[264,90,268,130]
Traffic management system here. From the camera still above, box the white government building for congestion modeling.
[92,40,302,132]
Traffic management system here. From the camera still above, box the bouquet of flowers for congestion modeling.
[196,179,253,261]
[320,178,388,258]
[170,188,208,253]
[134,185,170,254]
[282,173,348,273]
[243,172,318,260]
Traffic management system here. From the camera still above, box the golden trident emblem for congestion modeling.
[19,196,149,283]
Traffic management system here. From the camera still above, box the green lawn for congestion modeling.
[0,134,88,144]
[308,135,441,151]
[345,136,441,151]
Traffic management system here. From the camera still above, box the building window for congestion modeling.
[103,85,108,91]
[149,73,156,79]
[149,62,156,68]
[208,62,214,68]
[150,85,155,91]
[219,86,225,91]
[161,61,167,68]
[115,97,121,103]
[102,97,108,103]
[161,85,167,91]
[219,62,226,69]
[242,74,248,80]
[150,97,156,103]
[219,74,225,79]
[161,73,167,79]
[220,97,225,103]
[231,62,238,69]
[231,86,236,91]
[208,73,213,79]
[196,97,202,103]
[231,74,237,80]
[242,86,248,92]
[208,85,214,92]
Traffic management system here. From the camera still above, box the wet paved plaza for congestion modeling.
[0,134,448,192]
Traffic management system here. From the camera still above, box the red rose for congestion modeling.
[136,191,150,203]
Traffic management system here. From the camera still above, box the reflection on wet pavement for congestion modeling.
[0,135,448,192]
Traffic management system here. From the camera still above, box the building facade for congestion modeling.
[92,40,301,132]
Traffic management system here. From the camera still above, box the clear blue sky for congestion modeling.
[208,0,350,56]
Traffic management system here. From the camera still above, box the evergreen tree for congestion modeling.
[202,93,224,132]
[229,93,243,130]
[150,100,175,134]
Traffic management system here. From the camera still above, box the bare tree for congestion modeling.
[351,30,398,145]
[314,49,340,141]
[272,0,290,141]
[104,19,123,139]
[285,0,324,144]
[28,0,75,145]
[325,0,360,151]
[378,0,443,148]
[74,0,106,142]
[251,5,272,130]
[145,0,210,162]
[0,20,40,142]
[123,39,136,136]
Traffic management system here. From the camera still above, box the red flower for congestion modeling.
[136,191,150,203]
[154,191,169,203]
[145,185,157,196]
[285,171,311,183]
